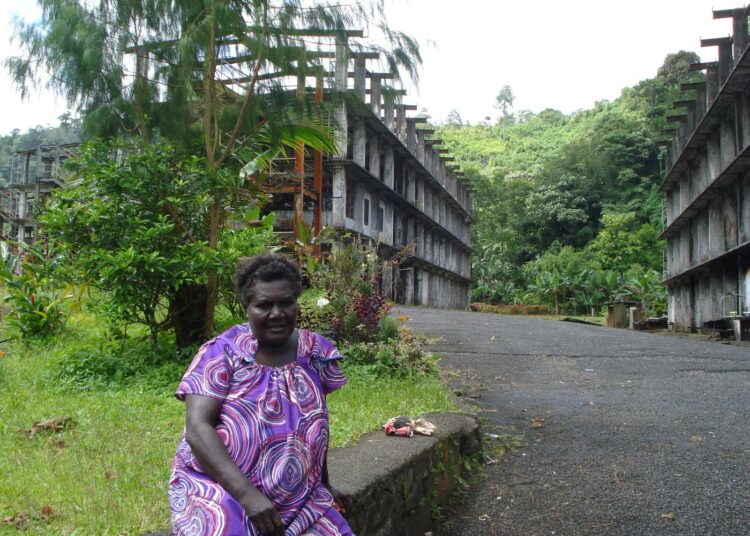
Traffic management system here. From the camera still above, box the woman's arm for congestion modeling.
[184,394,285,536]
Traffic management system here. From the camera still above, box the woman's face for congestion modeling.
[246,279,299,348]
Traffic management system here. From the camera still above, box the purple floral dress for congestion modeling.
[169,325,352,536]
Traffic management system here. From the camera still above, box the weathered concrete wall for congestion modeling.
[661,11,750,331]
[329,413,481,536]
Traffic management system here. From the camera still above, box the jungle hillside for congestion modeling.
[434,51,702,317]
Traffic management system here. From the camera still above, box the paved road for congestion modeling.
[394,306,750,536]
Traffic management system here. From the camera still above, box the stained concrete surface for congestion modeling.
[395,306,750,536]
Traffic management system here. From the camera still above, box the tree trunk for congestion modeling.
[202,199,221,340]
[171,282,208,348]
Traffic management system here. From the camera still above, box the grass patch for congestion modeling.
[0,312,456,534]
[329,365,455,447]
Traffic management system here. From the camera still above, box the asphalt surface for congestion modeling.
[394,306,750,536]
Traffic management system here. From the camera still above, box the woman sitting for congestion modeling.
[169,253,352,535]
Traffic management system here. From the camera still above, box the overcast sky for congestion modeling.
[0,0,741,134]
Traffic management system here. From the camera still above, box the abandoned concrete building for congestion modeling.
[267,34,472,309]
[0,144,78,244]
[661,6,750,331]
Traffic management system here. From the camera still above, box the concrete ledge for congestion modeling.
[329,412,481,536]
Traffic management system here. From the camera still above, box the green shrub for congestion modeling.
[377,315,401,341]
[341,332,439,378]
[0,243,75,339]
[52,338,192,392]
[309,236,410,345]
[297,288,336,337]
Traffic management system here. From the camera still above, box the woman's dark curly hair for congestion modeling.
[235,253,302,309]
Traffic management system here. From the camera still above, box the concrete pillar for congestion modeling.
[707,132,721,182]
[416,130,425,164]
[696,86,708,122]
[416,223,424,258]
[334,35,348,158]
[406,216,415,245]
[423,142,432,171]
[383,262,393,300]
[697,211,709,262]
[396,106,407,142]
[415,268,423,306]
[718,39,733,84]
[353,55,366,101]
[723,184,739,250]
[18,191,27,220]
[406,169,416,204]
[383,202,394,246]
[707,65,720,104]
[384,96,395,130]
[424,185,432,219]
[406,119,418,153]
[429,271,438,305]
[737,92,750,151]
[383,146,394,189]
[370,76,381,117]
[368,134,381,178]
[331,164,346,228]
[681,227,691,273]
[404,267,414,305]
[421,271,430,305]
[416,176,425,212]
[353,119,366,168]
[719,118,737,168]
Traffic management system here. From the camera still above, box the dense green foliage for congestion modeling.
[439,51,701,317]
[39,139,275,347]
[0,242,79,338]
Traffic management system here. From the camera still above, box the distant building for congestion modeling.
[661,6,750,329]
[0,143,78,245]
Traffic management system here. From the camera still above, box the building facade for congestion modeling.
[268,36,472,309]
[661,6,750,330]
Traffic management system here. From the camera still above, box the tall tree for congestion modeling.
[8,0,421,344]
[495,84,515,122]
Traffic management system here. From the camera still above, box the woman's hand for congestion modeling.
[327,484,353,517]
[238,486,285,536]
